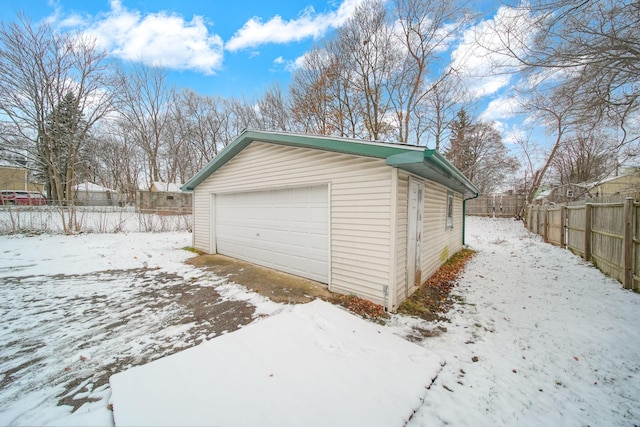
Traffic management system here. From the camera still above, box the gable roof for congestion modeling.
[152,181,182,192]
[74,182,117,192]
[181,130,479,197]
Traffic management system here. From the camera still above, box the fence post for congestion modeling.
[542,205,549,243]
[584,203,592,262]
[623,197,633,289]
[532,206,537,232]
[561,206,567,248]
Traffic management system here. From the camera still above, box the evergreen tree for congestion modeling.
[446,109,474,174]
[446,108,519,193]
[37,92,88,204]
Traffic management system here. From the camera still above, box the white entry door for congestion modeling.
[215,185,329,283]
[406,179,424,295]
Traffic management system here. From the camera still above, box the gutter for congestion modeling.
[462,192,480,246]
[385,149,480,246]
[422,150,477,194]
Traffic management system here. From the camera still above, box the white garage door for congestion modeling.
[215,185,329,283]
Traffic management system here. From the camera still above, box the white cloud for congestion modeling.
[273,56,284,64]
[72,1,224,74]
[449,6,535,100]
[501,123,527,145]
[225,0,363,52]
[290,54,309,71]
[480,95,520,122]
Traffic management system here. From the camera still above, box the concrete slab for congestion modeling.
[186,254,333,304]
[109,300,442,427]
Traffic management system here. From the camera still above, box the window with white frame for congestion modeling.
[446,191,454,228]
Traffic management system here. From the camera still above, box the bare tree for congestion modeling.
[503,0,640,123]
[550,130,618,186]
[334,0,397,140]
[255,83,291,132]
[390,0,470,144]
[321,43,362,138]
[521,86,577,203]
[117,63,173,189]
[94,128,143,205]
[422,73,467,150]
[222,97,256,135]
[170,89,230,178]
[491,0,639,145]
[446,109,519,193]
[290,48,335,135]
[0,15,116,231]
[473,0,640,203]
[511,131,544,198]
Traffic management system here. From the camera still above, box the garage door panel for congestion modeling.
[215,185,329,283]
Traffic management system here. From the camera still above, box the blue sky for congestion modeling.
[1,0,380,98]
[0,0,527,146]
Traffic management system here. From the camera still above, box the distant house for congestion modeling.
[0,164,42,193]
[589,173,640,198]
[137,181,192,213]
[534,168,640,204]
[534,183,590,204]
[181,130,479,311]
[150,182,182,192]
[74,182,123,206]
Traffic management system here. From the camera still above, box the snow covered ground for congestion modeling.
[109,300,443,427]
[401,217,640,426]
[0,216,639,426]
[0,206,191,234]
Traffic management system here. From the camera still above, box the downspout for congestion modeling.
[463,192,480,246]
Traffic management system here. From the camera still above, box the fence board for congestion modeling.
[524,197,640,292]
[591,204,624,282]
[546,207,563,246]
[634,203,640,291]
[466,194,525,218]
[566,206,585,257]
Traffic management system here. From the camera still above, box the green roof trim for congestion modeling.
[181,130,479,197]
[386,150,479,197]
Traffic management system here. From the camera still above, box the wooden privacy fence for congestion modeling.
[466,194,526,218]
[524,197,640,291]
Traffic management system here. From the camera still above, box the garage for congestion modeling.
[214,185,329,283]
[183,130,479,310]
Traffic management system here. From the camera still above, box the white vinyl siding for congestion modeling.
[393,173,465,308]
[192,190,212,250]
[394,171,410,305]
[420,181,464,284]
[193,141,394,307]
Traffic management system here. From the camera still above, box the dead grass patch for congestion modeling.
[329,294,389,321]
[397,249,476,321]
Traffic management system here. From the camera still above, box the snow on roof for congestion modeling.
[152,181,181,192]
[0,160,26,168]
[585,172,640,187]
[74,182,116,192]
